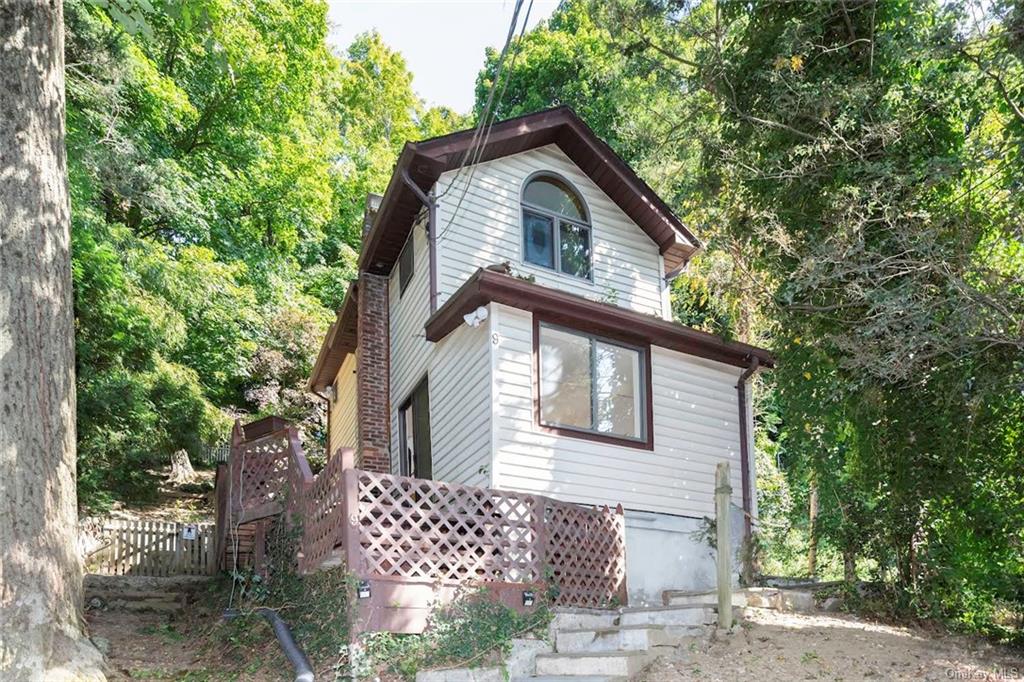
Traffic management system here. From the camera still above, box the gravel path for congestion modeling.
[641,609,1023,682]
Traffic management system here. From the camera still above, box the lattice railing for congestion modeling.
[229,428,293,519]
[217,419,628,609]
[544,500,628,608]
[354,471,544,584]
[298,448,351,573]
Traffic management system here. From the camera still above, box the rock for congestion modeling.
[505,637,552,679]
[820,597,843,612]
[90,636,110,656]
[415,668,503,682]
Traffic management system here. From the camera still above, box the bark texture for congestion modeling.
[168,449,198,485]
[0,1,104,678]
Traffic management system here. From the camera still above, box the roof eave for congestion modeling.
[426,268,774,370]
[307,282,359,393]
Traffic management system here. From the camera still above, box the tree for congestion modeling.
[591,0,1024,631]
[0,0,104,677]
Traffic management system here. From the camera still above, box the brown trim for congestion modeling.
[308,282,359,392]
[358,107,700,277]
[399,168,439,313]
[427,268,775,370]
[532,315,655,451]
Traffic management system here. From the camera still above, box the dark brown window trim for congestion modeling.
[532,314,655,451]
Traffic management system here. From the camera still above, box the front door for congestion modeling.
[399,377,432,478]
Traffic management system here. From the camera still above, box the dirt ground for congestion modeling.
[101,468,217,524]
[86,607,288,680]
[642,608,1024,682]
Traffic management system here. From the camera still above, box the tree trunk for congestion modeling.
[843,548,857,584]
[807,482,819,579]
[168,449,198,485]
[0,2,104,678]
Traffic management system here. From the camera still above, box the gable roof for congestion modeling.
[359,106,701,277]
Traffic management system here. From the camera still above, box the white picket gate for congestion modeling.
[81,518,217,576]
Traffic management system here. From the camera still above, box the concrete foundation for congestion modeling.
[623,503,746,606]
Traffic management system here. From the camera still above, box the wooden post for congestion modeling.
[340,466,360,575]
[532,496,548,587]
[614,504,629,607]
[807,479,819,579]
[254,520,267,576]
[715,462,733,630]
[340,464,364,641]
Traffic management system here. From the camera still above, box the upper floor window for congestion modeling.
[398,234,414,295]
[521,174,592,280]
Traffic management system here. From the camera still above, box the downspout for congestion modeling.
[401,168,438,314]
[736,356,760,542]
[258,608,315,682]
[223,608,314,682]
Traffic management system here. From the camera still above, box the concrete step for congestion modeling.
[513,677,627,682]
[555,624,694,653]
[618,604,725,627]
[549,608,619,633]
[535,651,649,677]
[662,589,752,607]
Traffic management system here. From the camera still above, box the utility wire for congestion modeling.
[434,0,526,203]
[437,0,536,245]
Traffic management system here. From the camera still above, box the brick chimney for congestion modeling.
[355,194,391,473]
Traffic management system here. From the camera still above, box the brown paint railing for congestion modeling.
[297,448,350,573]
[220,420,627,609]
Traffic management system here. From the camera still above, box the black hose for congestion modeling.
[254,608,315,682]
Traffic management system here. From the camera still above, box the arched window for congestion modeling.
[521,174,592,280]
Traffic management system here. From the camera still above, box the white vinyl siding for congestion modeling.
[428,321,492,487]
[329,353,358,457]
[388,212,492,486]
[434,145,666,317]
[389,214,431,474]
[490,304,744,518]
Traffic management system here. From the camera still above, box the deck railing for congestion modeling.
[218,419,628,622]
[297,447,349,573]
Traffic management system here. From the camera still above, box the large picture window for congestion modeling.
[536,322,651,448]
[521,174,592,280]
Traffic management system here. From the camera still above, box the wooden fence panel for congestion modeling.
[299,448,349,573]
[543,501,628,608]
[82,519,217,576]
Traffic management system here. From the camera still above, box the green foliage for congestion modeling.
[360,587,553,680]
[496,0,1024,639]
[64,0,463,507]
[226,522,356,669]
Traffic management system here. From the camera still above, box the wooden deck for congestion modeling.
[214,418,628,633]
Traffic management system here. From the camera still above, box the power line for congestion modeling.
[436,0,540,242]
[434,0,527,203]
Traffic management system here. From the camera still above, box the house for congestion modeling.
[307,107,774,606]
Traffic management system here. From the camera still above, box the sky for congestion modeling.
[327,0,559,113]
